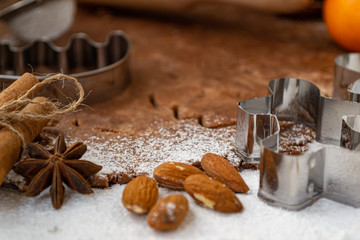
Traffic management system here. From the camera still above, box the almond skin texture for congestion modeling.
[153,162,205,190]
[147,194,189,231]
[201,153,249,193]
[184,174,243,213]
[122,176,159,214]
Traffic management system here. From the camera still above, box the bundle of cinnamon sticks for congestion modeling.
[0,73,52,185]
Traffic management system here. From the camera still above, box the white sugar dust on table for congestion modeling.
[3,119,239,188]
[0,119,360,239]
[79,119,240,179]
[0,170,359,240]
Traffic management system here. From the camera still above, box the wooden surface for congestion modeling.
[0,3,346,182]
[2,7,360,240]
[53,4,342,129]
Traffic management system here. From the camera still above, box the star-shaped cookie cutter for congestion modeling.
[235,71,360,210]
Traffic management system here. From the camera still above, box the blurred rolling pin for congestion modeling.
[77,0,314,14]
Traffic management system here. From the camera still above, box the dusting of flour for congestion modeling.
[4,119,239,188]
[75,119,239,179]
[1,121,360,240]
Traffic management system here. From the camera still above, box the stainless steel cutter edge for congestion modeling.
[0,30,130,104]
[235,77,360,210]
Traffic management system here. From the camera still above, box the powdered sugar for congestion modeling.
[0,119,359,239]
[165,202,177,222]
[75,119,239,179]
[3,170,26,191]
[3,119,238,188]
[0,170,359,240]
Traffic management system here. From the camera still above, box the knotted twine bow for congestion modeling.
[0,73,84,158]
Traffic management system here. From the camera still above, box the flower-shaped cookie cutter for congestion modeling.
[235,57,360,210]
[0,30,130,104]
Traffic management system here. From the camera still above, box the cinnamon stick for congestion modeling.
[0,97,51,185]
[0,73,40,107]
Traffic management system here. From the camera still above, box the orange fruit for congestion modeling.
[323,0,360,51]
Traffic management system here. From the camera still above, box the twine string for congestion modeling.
[0,73,85,158]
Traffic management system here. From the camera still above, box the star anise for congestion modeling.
[13,134,102,209]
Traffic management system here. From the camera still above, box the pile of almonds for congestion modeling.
[122,153,249,231]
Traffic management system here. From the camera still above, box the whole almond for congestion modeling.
[201,153,249,193]
[153,162,205,190]
[122,176,158,214]
[147,194,189,231]
[184,174,243,213]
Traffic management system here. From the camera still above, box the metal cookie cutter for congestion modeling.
[235,77,360,210]
[333,53,360,100]
[0,30,130,104]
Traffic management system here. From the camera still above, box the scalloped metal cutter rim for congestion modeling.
[0,30,131,105]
